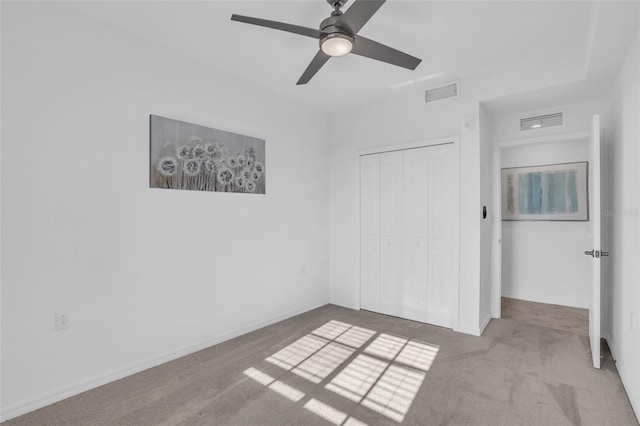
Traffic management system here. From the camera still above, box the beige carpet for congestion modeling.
[4,299,638,425]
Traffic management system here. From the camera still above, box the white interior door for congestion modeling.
[587,114,602,369]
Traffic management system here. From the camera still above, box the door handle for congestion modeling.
[585,250,610,258]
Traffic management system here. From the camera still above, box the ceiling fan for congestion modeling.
[231,0,422,85]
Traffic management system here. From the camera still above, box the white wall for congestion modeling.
[478,104,493,329]
[328,92,482,335]
[500,141,591,308]
[1,2,329,420]
[606,23,640,416]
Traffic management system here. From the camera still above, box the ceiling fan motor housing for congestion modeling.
[319,14,355,48]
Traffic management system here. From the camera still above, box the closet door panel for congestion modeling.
[424,144,455,327]
[402,148,429,322]
[379,151,403,316]
[360,154,381,312]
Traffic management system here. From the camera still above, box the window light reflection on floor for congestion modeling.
[335,326,376,349]
[361,364,427,422]
[266,334,328,371]
[304,398,348,425]
[292,342,355,384]
[244,320,440,425]
[343,417,369,426]
[311,320,352,340]
[325,354,388,402]
[395,340,439,371]
[243,367,274,386]
[243,367,305,402]
[245,367,369,426]
[268,380,305,402]
[364,333,407,360]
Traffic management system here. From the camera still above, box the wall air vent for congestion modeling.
[425,81,459,104]
[520,112,564,131]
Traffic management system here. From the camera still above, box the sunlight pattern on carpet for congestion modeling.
[304,398,348,425]
[325,354,388,402]
[266,334,328,370]
[311,320,352,340]
[335,326,376,349]
[364,333,407,360]
[361,364,426,422]
[292,342,355,384]
[395,340,438,371]
[243,320,440,425]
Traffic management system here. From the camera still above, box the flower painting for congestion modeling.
[150,115,265,194]
[501,162,588,221]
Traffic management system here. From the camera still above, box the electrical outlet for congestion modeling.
[55,313,69,331]
[301,266,307,276]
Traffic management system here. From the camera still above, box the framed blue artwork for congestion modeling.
[501,162,588,221]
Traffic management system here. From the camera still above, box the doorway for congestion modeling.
[492,118,604,368]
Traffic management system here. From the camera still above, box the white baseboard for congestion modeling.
[603,331,617,359]
[0,300,328,422]
[604,334,640,419]
[501,291,589,309]
[455,325,482,336]
[328,298,360,311]
[479,314,492,335]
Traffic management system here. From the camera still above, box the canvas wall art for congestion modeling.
[501,162,588,221]
[150,115,265,194]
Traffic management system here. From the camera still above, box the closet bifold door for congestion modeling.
[378,150,403,317]
[360,154,380,312]
[424,144,454,328]
[402,145,454,327]
[402,147,428,322]
[360,144,454,328]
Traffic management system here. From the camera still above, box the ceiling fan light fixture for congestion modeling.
[231,0,422,85]
[320,33,354,57]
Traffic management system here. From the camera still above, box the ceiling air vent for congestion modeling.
[520,112,564,131]
[425,81,459,104]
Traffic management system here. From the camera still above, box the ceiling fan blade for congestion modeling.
[351,36,421,70]
[297,50,331,85]
[231,14,322,39]
[338,0,386,35]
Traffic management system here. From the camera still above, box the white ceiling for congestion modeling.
[66,1,638,112]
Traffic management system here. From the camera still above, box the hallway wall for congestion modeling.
[500,140,591,308]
